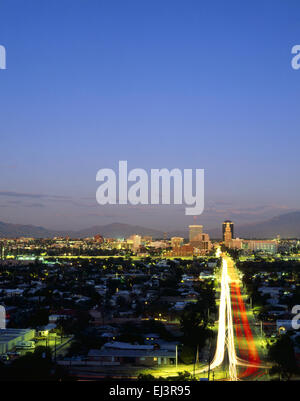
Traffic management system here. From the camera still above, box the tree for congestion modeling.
[176,371,196,381]
[180,302,213,349]
[268,334,299,380]
[0,346,74,381]
[179,345,195,364]
[137,373,156,381]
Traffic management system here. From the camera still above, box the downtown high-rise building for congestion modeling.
[188,224,211,253]
[189,225,203,244]
[164,224,212,257]
[222,220,234,243]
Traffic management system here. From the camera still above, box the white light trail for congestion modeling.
[197,250,266,380]
[199,253,238,380]
[207,257,226,370]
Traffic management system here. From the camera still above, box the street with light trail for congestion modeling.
[71,250,268,381]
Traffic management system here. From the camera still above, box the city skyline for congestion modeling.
[1,1,300,384]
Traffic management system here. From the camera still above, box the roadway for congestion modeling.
[225,255,266,380]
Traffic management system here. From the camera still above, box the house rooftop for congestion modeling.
[88,348,175,358]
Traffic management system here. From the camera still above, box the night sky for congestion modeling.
[0,0,299,231]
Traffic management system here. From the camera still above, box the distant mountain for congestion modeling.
[72,213,300,239]
[0,211,300,239]
[73,223,164,239]
[0,221,164,239]
[0,221,58,238]
[233,211,300,239]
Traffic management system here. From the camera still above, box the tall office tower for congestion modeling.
[222,220,234,242]
[127,234,142,251]
[189,225,203,244]
[132,234,141,250]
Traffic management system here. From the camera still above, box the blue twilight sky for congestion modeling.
[0,0,300,231]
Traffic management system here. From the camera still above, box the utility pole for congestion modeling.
[207,339,212,381]
[175,344,178,368]
[193,349,196,378]
[193,345,198,378]
[54,335,57,362]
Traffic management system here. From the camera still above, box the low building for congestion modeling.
[243,240,278,253]
[49,313,71,322]
[0,328,35,354]
[227,238,243,250]
[171,237,184,248]
[88,344,176,367]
